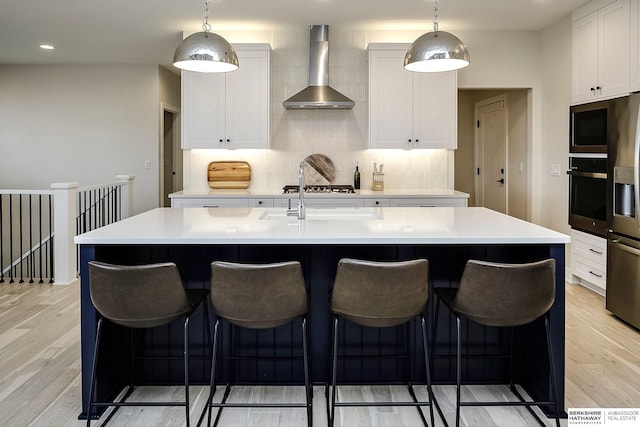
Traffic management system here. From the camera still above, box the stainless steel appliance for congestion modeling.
[567,157,607,236]
[570,100,609,153]
[607,93,640,328]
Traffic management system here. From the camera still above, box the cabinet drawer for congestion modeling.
[572,254,606,289]
[571,230,606,267]
[249,198,274,208]
[389,197,466,207]
[304,198,365,207]
[172,198,249,208]
[364,199,390,207]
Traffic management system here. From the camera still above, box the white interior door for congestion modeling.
[476,97,507,213]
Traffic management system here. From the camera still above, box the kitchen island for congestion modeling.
[75,206,568,419]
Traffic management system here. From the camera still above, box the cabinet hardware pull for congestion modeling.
[588,270,602,278]
[589,248,603,255]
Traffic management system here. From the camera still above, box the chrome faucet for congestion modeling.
[287,162,306,219]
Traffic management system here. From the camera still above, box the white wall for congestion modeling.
[0,65,160,214]
[539,17,572,235]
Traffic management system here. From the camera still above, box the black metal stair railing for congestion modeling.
[1,179,129,285]
[0,191,54,284]
[76,184,122,236]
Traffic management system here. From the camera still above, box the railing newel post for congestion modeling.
[51,182,79,285]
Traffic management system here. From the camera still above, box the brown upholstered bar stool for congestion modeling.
[432,259,560,427]
[202,260,311,427]
[329,258,435,427]
[86,261,210,427]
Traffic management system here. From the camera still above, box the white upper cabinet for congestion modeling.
[631,0,640,92]
[572,0,630,104]
[182,44,270,149]
[368,44,457,149]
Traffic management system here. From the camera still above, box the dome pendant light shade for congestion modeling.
[173,32,239,73]
[404,0,470,73]
[172,0,239,73]
[404,30,469,72]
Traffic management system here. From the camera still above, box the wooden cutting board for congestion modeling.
[207,161,251,189]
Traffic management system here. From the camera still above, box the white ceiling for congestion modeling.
[0,0,590,69]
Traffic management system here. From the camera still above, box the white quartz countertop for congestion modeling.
[75,207,569,245]
[169,189,470,198]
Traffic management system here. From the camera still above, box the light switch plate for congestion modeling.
[550,164,560,176]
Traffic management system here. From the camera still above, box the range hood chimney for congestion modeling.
[283,25,355,110]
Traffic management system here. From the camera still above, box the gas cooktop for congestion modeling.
[282,185,356,194]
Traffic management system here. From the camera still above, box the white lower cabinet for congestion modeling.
[171,198,249,208]
[304,198,365,208]
[249,198,274,208]
[172,195,468,208]
[570,229,607,295]
[389,197,468,207]
[364,199,390,207]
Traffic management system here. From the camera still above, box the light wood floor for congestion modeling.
[0,282,638,426]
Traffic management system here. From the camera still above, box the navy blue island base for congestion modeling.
[78,241,566,421]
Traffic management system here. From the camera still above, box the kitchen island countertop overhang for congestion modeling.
[75,206,569,421]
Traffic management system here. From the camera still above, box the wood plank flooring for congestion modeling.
[0,282,637,426]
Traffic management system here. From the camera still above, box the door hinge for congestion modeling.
[477,120,480,128]
[477,167,480,175]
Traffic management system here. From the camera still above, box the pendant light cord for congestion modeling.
[432,0,439,33]
[202,0,211,33]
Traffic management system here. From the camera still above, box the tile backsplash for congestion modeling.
[184,28,454,192]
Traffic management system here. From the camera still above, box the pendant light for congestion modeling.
[404,0,470,72]
[173,0,239,73]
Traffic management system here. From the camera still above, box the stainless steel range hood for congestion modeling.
[283,25,355,110]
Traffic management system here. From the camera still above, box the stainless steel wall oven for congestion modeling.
[568,156,607,237]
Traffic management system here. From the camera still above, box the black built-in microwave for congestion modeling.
[570,100,608,153]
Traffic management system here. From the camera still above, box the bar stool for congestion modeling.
[202,260,311,427]
[432,259,560,427]
[328,258,435,427]
[86,261,210,427]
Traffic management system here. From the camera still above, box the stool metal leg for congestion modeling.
[330,315,339,427]
[302,317,312,427]
[545,315,561,427]
[420,315,436,427]
[184,316,191,427]
[86,317,104,427]
[205,319,220,427]
[455,315,462,427]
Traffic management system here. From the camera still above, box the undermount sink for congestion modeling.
[259,207,382,221]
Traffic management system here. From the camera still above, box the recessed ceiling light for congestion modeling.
[39,44,55,50]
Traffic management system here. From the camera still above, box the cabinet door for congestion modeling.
[225,49,270,149]
[572,12,600,103]
[572,0,630,103]
[413,71,457,149]
[632,0,640,91]
[598,0,630,100]
[368,50,413,149]
[182,71,226,149]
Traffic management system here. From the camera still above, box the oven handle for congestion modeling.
[565,171,607,179]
